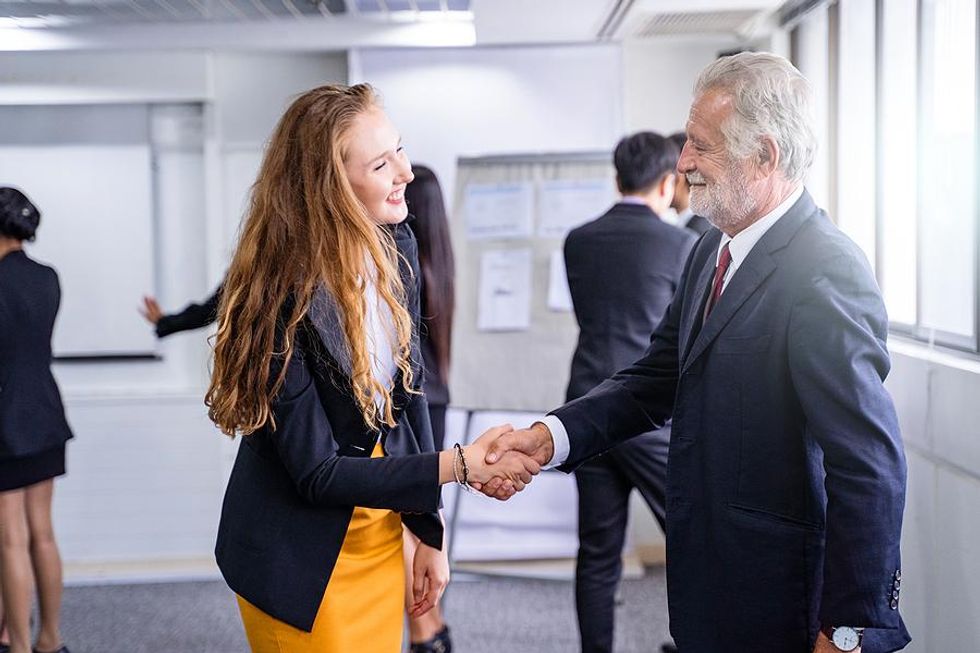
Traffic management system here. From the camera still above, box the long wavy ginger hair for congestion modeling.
[206,84,416,436]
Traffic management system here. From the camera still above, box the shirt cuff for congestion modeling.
[537,415,570,469]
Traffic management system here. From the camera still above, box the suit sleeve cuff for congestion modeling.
[537,415,569,469]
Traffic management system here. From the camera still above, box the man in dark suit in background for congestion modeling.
[668,132,712,236]
[563,132,695,653]
[483,53,910,653]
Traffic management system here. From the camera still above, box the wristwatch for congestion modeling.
[821,626,863,651]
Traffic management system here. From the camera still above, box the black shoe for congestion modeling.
[33,646,70,653]
[409,626,452,653]
[0,644,9,653]
[660,644,678,653]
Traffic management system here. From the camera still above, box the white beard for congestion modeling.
[688,165,757,232]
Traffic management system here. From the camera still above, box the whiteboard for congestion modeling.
[0,144,157,357]
[449,153,614,412]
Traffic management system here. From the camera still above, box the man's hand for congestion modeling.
[814,630,860,653]
[409,541,449,618]
[463,424,541,500]
[475,423,555,500]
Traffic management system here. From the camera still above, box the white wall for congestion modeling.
[350,44,624,201]
[210,52,349,274]
[622,36,739,134]
[0,51,210,105]
[885,341,980,652]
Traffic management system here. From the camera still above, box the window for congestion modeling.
[795,0,980,352]
[878,0,919,326]
[916,0,977,345]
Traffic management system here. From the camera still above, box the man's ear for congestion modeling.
[660,172,677,200]
[758,136,780,177]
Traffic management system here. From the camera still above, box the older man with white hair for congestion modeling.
[481,52,911,653]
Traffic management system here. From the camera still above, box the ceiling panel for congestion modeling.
[0,0,464,26]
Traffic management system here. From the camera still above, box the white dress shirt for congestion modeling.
[363,263,397,409]
[541,185,804,467]
[676,207,695,229]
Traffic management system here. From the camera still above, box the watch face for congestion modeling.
[832,627,861,651]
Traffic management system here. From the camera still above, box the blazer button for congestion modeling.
[890,598,899,610]
[895,569,902,581]
[894,579,901,589]
[892,589,900,599]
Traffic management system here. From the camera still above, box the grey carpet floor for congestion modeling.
[59,568,670,652]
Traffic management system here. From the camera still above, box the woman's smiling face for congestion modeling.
[343,106,415,225]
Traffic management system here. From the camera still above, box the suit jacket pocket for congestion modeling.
[714,334,771,354]
[727,503,822,533]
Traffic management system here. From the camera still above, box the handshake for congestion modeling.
[454,423,555,501]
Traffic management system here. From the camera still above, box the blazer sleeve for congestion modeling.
[156,285,223,338]
[788,252,907,630]
[551,238,694,470]
[267,347,442,515]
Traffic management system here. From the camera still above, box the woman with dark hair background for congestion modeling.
[403,165,456,653]
[0,187,73,653]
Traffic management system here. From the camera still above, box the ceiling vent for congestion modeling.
[626,9,764,38]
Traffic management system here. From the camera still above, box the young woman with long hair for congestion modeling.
[206,84,538,652]
[403,165,456,652]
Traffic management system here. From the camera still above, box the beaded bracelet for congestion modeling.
[454,443,480,495]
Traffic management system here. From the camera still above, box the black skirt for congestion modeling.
[0,445,66,492]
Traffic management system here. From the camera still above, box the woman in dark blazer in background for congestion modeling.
[0,188,73,653]
[205,84,537,652]
[404,165,456,653]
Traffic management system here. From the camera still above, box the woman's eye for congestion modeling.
[374,161,387,171]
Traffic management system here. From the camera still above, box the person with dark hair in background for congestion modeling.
[404,164,456,653]
[668,132,712,236]
[0,188,73,653]
[563,134,695,653]
[140,285,223,338]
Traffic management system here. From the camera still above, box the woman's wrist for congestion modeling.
[438,449,456,485]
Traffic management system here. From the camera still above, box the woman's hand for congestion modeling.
[140,295,163,325]
[409,541,449,618]
[464,424,541,491]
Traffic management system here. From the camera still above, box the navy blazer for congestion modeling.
[552,191,910,653]
[215,222,443,632]
[564,202,695,401]
[0,250,73,459]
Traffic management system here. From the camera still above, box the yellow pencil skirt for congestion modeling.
[237,444,405,652]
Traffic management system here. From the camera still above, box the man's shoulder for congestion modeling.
[565,209,616,244]
[783,211,877,290]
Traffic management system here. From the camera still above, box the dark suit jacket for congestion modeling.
[564,202,695,401]
[155,285,222,338]
[683,212,713,236]
[0,250,73,459]
[552,191,910,653]
[215,222,443,632]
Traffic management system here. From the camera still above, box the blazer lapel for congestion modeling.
[680,191,818,375]
[308,285,354,378]
[681,251,777,374]
[680,234,722,365]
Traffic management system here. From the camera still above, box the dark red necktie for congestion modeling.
[705,242,732,319]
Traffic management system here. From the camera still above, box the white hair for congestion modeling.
[694,52,817,184]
